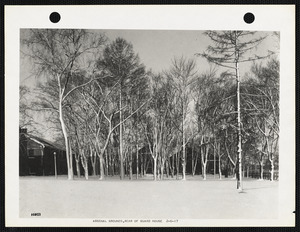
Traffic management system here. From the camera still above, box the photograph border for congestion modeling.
[1,0,298,230]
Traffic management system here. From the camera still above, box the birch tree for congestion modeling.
[242,58,279,181]
[22,29,106,180]
[166,57,197,180]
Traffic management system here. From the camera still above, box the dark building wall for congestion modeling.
[19,133,69,176]
[19,131,29,176]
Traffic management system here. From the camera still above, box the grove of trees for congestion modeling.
[20,29,279,189]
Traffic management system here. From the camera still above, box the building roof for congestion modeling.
[24,133,65,151]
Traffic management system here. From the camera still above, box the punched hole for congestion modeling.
[244,12,255,24]
[49,12,61,23]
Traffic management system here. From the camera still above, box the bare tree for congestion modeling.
[199,31,272,190]
[22,29,106,180]
[242,58,279,181]
[166,57,197,180]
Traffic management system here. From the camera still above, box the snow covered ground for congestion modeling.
[19,175,278,219]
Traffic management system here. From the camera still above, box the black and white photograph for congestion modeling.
[5,5,295,227]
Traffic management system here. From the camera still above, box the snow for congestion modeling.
[19,175,278,219]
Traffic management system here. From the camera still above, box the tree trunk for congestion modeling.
[235,36,243,191]
[91,151,96,176]
[79,154,88,180]
[270,159,274,181]
[68,139,74,180]
[182,148,186,180]
[232,165,237,179]
[153,157,157,181]
[84,158,88,180]
[218,154,222,180]
[129,150,133,180]
[144,157,149,176]
[119,89,125,180]
[246,166,249,178]
[112,156,115,176]
[191,140,195,176]
[125,155,128,177]
[166,157,170,178]
[200,141,208,180]
[213,139,216,178]
[59,96,73,180]
[75,156,80,178]
[99,152,105,180]
[192,152,199,176]
[157,156,161,180]
[105,150,109,176]
[136,145,139,179]
[108,149,111,176]
[182,115,186,180]
[176,152,180,180]
[171,155,174,178]
[191,156,194,176]
[269,157,274,181]
[202,163,207,180]
[140,154,144,177]
[160,159,165,180]
[259,160,264,180]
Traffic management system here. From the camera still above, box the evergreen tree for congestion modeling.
[97,38,147,179]
[199,31,272,190]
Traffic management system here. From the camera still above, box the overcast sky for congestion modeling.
[102,29,278,73]
[20,29,279,87]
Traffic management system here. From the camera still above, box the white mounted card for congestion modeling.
[5,5,295,227]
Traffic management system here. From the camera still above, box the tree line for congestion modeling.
[20,29,279,187]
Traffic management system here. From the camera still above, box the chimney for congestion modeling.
[19,128,27,134]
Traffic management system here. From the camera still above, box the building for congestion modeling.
[19,128,68,176]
